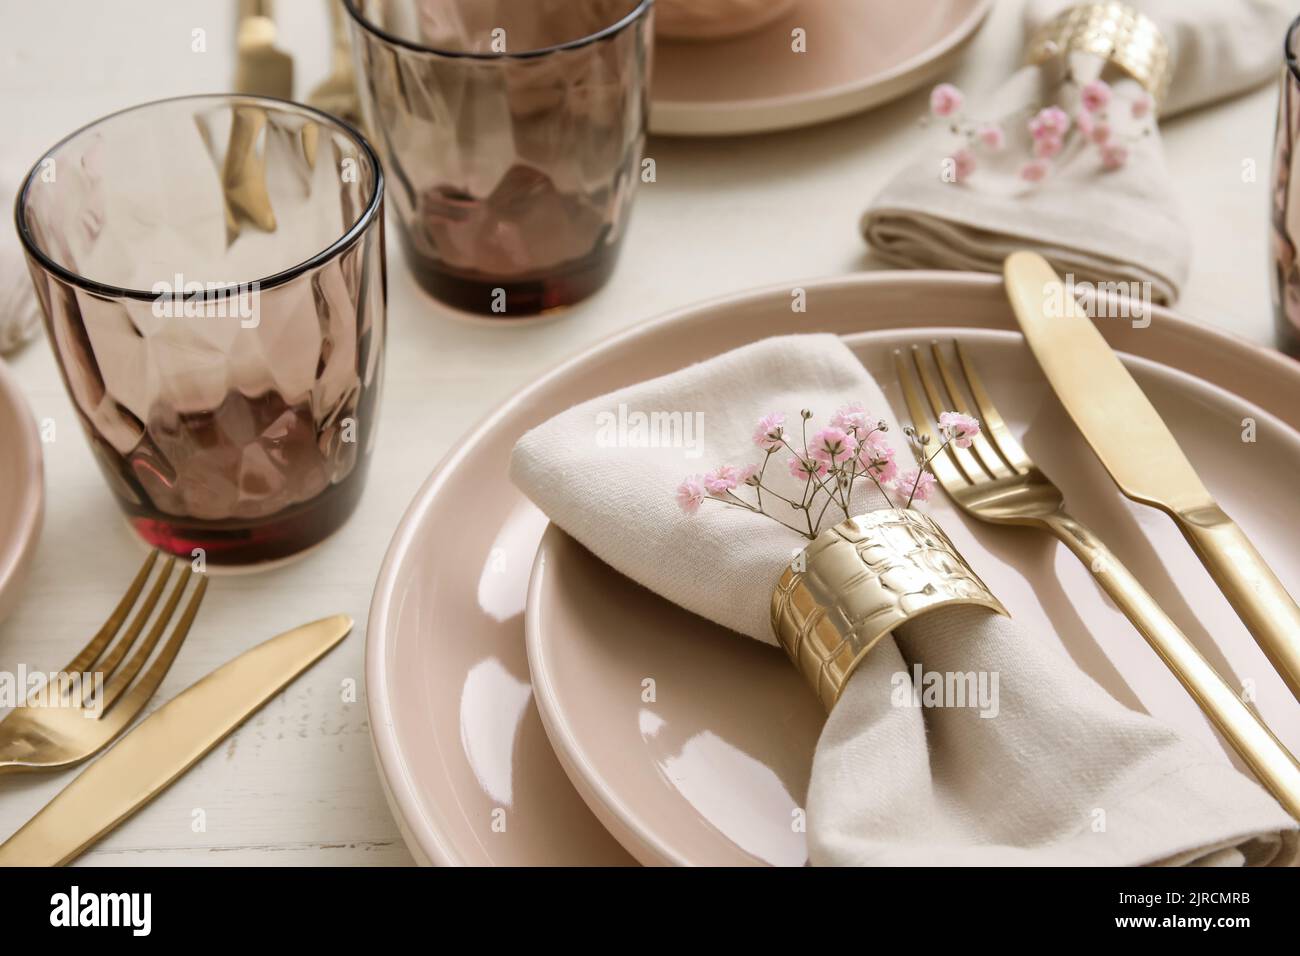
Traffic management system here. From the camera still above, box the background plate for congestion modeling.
[650,0,992,136]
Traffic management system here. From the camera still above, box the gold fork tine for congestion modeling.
[909,346,987,483]
[102,575,209,724]
[78,560,176,696]
[0,555,209,774]
[61,551,159,677]
[930,341,1017,479]
[955,339,1033,474]
[98,569,204,714]
[891,350,967,490]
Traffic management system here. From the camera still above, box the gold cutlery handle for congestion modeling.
[238,0,274,20]
[1177,510,1300,703]
[1046,513,1300,820]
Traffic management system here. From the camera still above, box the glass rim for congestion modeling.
[13,93,386,304]
[1287,13,1300,82]
[342,0,654,60]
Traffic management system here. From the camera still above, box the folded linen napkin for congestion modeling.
[861,0,1293,305]
[2,172,42,353]
[510,334,1299,866]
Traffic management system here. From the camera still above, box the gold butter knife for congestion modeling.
[0,615,352,866]
[1005,251,1300,702]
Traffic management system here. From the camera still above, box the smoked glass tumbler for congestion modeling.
[1272,15,1300,358]
[343,0,652,316]
[16,95,386,566]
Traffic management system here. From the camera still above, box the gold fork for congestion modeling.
[0,552,208,774]
[894,340,1300,820]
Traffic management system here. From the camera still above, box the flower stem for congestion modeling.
[755,450,772,510]
[705,496,812,538]
[904,436,954,508]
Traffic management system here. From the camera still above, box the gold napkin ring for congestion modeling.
[771,510,1008,711]
[1026,1,1171,109]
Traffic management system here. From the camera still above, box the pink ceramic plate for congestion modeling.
[525,328,1300,866]
[0,357,42,624]
[366,272,1300,866]
[650,0,992,136]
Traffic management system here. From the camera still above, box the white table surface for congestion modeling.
[0,0,1284,865]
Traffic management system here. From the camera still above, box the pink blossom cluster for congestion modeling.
[929,77,1154,186]
[930,83,1005,184]
[1022,79,1148,181]
[676,404,980,541]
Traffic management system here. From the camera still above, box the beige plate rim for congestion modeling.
[365,270,1300,867]
[0,356,43,625]
[649,0,993,136]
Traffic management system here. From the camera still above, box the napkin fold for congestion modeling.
[861,0,1293,305]
[511,334,1299,866]
[2,172,42,354]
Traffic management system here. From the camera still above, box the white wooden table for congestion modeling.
[0,0,1282,865]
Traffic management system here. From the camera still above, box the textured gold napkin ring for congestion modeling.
[771,510,1008,711]
[1026,2,1171,109]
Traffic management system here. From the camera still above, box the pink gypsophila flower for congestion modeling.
[830,402,868,434]
[930,83,963,117]
[977,123,1006,151]
[1029,106,1070,140]
[1075,110,1094,137]
[1034,135,1063,159]
[1100,142,1129,170]
[1131,93,1152,119]
[676,476,706,514]
[1080,79,1112,113]
[1090,122,1111,144]
[938,411,980,448]
[788,456,828,482]
[703,465,740,495]
[1020,159,1050,182]
[897,469,937,503]
[808,426,858,465]
[736,462,761,485]
[858,438,899,484]
[753,412,785,450]
[952,148,977,182]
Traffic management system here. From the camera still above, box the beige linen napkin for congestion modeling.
[510,334,1298,866]
[861,0,1293,305]
[2,172,42,353]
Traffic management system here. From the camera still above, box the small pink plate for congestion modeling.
[0,357,43,624]
[650,0,992,136]
[366,273,1300,866]
[524,328,1300,866]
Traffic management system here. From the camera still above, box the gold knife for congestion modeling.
[0,615,352,866]
[235,0,294,100]
[1005,251,1300,702]
[307,0,364,128]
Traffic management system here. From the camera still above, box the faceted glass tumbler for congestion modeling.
[16,95,386,566]
[1272,15,1300,358]
[344,0,652,316]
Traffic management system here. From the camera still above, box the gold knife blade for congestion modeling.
[0,615,352,867]
[1004,251,1300,701]
[1005,252,1212,513]
[235,0,294,100]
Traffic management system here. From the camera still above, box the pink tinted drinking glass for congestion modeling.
[344,0,652,316]
[16,95,386,566]
[1272,14,1300,358]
